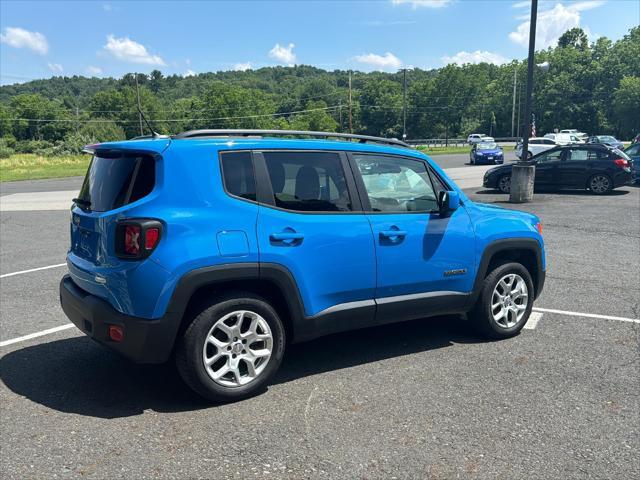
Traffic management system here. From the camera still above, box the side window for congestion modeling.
[354,155,438,213]
[220,151,256,201]
[566,149,589,161]
[262,151,352,212]
[537,150,563,164]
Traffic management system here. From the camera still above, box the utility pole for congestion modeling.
[135,73,144,136]
[517,83,522,137]
[75,105,79,134]
[338,99,343,132]
[511,66,517,137]
[510,0,538,204]
[402,68,407,140]
[348,71,353,134]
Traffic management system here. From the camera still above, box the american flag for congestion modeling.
[531,113,536,137]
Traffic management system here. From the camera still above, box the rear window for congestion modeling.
[77,152,155,212]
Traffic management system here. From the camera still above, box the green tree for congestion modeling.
[359,79,402,137]
[289,101,338,132]
[558,28,589,51]
[612,76,640,138]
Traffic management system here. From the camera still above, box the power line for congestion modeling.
[5,105,341,123]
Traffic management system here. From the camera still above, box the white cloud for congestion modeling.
[103,34,166,65]
[0,27,48,55]
[183,69,196,77]
[391,0,451,8]
[268,43,296,66]
[354,52,403,71]
[509,1,604,49]
[233,62,252,71]
[512,1,530,8]
[86,66,103,75]
[47,63,63,73]
[442,50,509,66]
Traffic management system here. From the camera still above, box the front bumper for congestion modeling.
[59,275,180,363]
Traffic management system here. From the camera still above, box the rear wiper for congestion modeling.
[72,197,92,209]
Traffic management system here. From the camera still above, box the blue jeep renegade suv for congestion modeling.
[60,129,546,402]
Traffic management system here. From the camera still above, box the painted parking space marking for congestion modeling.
[0,263,67,279]
[523,311,543,329]
[533,307,640,324]
[0,324,75,348]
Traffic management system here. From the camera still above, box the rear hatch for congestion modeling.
[71,150,156,266]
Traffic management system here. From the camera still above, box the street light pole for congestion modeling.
[509,0,538,203]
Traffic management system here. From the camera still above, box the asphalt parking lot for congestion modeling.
[0,163,638,479]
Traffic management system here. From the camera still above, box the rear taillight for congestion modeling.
[124,225,141,255]
[116,219,162,259]
[614,158,629,168]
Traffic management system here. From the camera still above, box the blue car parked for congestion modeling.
[624,142,640,183]
[60,129,546,402]
[470,141,504,165]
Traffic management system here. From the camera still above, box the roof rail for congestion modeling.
[171,129,411,148]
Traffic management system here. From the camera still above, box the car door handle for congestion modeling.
[270,232,304,245]
[380,230,407,240]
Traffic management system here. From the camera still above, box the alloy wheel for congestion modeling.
[202,310,273,387]
[491,273,528,328]
[498,175,511,193]
[590,175,610,194]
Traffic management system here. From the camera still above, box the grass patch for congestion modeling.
[0,154,89,182]
[416,145,472,155]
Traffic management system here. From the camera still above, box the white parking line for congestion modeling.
[523,312,543,329]
[0,324,75,348]
[0,263,67,279]
[0,307,637,350]
[533,307,640,324]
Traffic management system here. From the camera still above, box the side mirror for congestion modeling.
[437,190,459,216]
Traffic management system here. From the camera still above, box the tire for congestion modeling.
[588,174,612,195]
[527,151,533,160]
[470,155,475,165]
[498,174,511,194]
[176,292,286,402]
[469,262,534,339]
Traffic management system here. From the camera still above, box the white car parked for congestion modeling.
[516,137,557,159]
[467,134,488,144]
[559,129,588,140]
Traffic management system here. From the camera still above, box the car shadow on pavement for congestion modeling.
[0,315,487,419]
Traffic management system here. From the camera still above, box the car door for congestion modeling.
[255,150,376,323]
[350,153,476,323]
[533,148,564,188]
[561,147,607,188]
[560,147,592,188]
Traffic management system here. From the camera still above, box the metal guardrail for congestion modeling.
[406,137,522,147]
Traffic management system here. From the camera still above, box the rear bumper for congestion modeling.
[59,275,180,363]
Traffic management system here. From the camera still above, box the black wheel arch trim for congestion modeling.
[468,237,545,308]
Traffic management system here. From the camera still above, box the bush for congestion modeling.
[14,139,54,154]
[0,146,14,158]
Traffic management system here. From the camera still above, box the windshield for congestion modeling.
[478,142,498,150]
[77,152,155,212]
[598,136,617,142]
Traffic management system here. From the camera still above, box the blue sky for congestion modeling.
[1,0,638,84]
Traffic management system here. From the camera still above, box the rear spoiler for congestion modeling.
[82,138,171,156]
